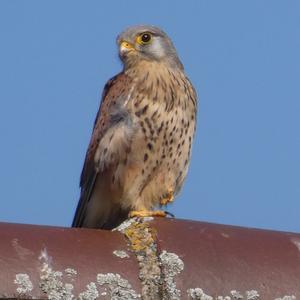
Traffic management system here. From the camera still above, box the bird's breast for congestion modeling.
[116,66,196,209]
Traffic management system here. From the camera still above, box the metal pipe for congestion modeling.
[0,218,299,299]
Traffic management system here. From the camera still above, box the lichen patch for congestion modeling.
[122,218,161,299]
[113,218,137,232]
[78,282,99,300]
[39,262,74,300]
[65,268,78,277]
[160,250,184,300]
[187,288,213,300]
[39,248,74,300]
[97,273,140,299]
[230,290,244,299]
[246,290,260,300]
[14,273,33,294]
[113,250,130,259]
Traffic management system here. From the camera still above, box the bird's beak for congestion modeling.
[119,41,136,56]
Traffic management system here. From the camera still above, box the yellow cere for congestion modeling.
[121,41,135,50]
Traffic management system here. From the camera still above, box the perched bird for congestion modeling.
[72,25,197,229]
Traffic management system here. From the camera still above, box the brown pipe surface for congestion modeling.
[0,218,299,299]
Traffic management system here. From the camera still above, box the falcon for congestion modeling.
[72,25,197,229]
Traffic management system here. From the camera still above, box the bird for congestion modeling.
[72,25,197,229]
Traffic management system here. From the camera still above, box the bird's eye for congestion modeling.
[137,32,152,45]
[141,33,151,43]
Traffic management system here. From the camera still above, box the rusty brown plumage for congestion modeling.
[72,25,197,229]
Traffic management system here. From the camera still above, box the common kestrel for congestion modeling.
[72,25,197,229]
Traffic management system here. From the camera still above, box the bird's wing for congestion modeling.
[72,72,133,228]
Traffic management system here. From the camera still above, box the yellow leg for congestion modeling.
[129,210,167,218]
[160,189,174,206]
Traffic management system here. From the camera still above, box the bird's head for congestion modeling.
[117,25,183,70]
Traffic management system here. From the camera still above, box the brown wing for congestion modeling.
[72,72,132,227]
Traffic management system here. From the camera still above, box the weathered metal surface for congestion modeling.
[152,218,300,299]
[0,222,141,299]
[0,218,299,299]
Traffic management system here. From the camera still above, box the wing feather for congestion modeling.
[72,72,132,228]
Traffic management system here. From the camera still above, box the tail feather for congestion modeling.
[72,172,128,229]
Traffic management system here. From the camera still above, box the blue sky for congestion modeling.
[0,1,299,232]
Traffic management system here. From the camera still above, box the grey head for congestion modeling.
[117,25,183,70]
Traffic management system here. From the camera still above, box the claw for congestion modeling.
[165,211,175,218]
[129,210,167,218]
[160,189,174,206]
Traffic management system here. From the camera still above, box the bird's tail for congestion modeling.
[72,172,128,230]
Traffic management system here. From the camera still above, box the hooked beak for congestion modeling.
[119,41,135,56]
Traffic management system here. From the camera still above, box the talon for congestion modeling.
[160,189,174,206]
[165,211,175,218]
[129,210,167,218]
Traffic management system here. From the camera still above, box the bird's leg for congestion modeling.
[129,210,167,218]
[160,189,174,206]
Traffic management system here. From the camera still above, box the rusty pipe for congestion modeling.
[0,218,299,299]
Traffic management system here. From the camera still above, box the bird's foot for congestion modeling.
[160,189,174,206]
[129,210,167,218]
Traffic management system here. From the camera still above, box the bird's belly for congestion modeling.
[116,113,193,211]
[118,149,190,211]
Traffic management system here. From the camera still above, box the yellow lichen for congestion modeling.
[124,220,157,252]
[122,218,161,299]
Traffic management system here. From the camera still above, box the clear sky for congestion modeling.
[0,1,299,233]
